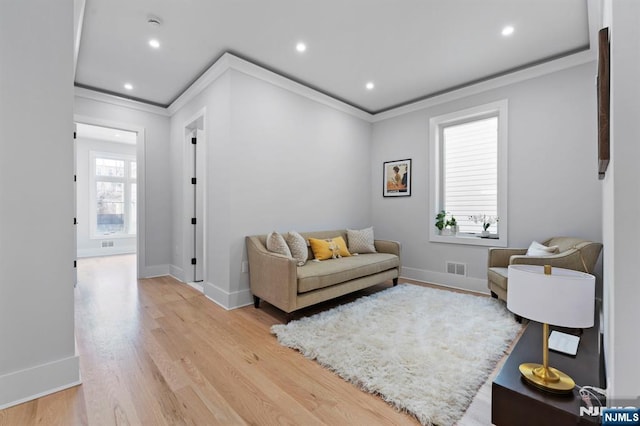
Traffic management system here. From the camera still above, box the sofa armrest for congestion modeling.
[509,249,588,272]
[488,248,527,268]
[246,236,298,312]
[374,239,401,258]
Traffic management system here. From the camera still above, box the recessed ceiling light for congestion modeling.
[366,82,375,90]
[502,25,515,36]
[124,83,133,90]
[296,42,307,53]
[149,39,160,49]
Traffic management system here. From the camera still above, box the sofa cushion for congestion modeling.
[347,227,377,254]
[309,237,351,260]
[297,253,399,293]
[286,231,308,266]
[488,267,509,292]
[266,231,291,257]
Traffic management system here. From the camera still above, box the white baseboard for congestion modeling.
[169,264,185,282]
[203,281,253,310]
[142,264,170,278]
[401,266,490,295]
[0,354,81,410]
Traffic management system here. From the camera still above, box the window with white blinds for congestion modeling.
[429,100,508,247]
[442,116,498,234]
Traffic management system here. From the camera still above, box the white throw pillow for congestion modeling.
[285,231,308,266]
[347,227,377,254]
[526,241,559,256]
[266,231,292,258]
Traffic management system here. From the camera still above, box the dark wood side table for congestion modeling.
[492,321,602,425]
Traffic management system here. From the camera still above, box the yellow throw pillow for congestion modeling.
[308,237,351,260]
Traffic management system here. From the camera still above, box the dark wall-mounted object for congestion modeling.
[597,27,610,180]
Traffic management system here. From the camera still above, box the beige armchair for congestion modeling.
[487,237,602,302]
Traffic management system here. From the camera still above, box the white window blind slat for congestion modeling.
[443,116,498,234]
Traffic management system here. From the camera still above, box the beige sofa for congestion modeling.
[488,237,602,302]
[246,230,401,314]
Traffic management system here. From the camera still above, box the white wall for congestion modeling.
[76,137,137,257]
[372,62,603,293]
[602,0,640,400]
[0,0,79,408]
[169,67,373,308]
[74,94,172,277]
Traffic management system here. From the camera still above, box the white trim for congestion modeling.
[168,52,373,121]
[169,264,185,282]
[142,264,171,278]
[0,354,80,410]
[401,267,489,295]
[428,100,508,248]
[74,115,147,279]
[372,52,595,122]
[74,87,170,117]
[203,281,253,310]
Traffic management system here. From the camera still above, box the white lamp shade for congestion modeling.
[507,265,595,328]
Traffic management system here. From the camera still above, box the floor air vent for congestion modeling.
[446,261,466,276]
[101,240,114,248]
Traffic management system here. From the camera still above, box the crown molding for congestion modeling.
[372,50,596,123]
[74,87,170,117]
[168,52,373,121]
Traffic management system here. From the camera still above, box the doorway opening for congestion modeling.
[74,120,145,277]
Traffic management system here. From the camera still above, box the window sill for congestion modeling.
[430,232,507,247]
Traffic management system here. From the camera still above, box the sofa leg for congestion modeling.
[490,291,498,299]
[253,295,260,309]
[392,278,398,286]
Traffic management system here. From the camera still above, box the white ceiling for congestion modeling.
[75,0,593,114]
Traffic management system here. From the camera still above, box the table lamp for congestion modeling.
[507,264,595,393]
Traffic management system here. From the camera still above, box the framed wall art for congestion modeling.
[383,159,411,197]
[597,27,610,180]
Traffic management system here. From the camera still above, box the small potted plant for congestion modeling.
[446,215,458,235]
[436,211,457,235]
[470,214,498,237]
[435,210,447,235]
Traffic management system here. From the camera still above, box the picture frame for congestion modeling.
[383,159,411,197]
[597,27,610,180]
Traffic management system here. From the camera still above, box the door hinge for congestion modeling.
[74,174,77,182]
[191,177,197,184]
[73,131,77,139]
[191,218,197,225]
[74,260,77,268]
[73,217,77,225]
[191,258,197,265]
[191,137,197,145]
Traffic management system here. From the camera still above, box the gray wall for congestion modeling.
[0,0,79,407]
[371,62,602,293]
[169,69,373,307]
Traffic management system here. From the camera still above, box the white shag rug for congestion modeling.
[271,284,522,426]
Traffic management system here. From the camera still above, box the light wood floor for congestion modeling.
[0,255,517,425]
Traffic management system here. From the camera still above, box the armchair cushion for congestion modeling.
[526,241,559,256]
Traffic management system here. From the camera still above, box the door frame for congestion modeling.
[74,114,146,278]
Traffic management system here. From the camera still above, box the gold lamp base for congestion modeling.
[519,363,576,394]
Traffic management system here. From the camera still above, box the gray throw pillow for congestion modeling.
[286,231,308,266]
[347,227,377,254]
[266,231,292,258]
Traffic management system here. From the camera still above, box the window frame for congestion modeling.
[428,100,508,247]
[89,151,137,239]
